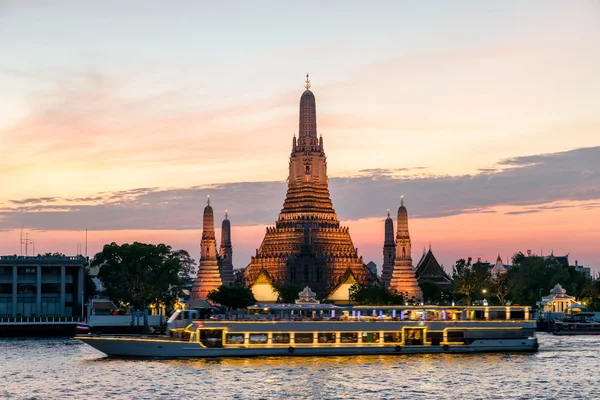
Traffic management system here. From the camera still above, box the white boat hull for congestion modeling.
[76,336,538,358]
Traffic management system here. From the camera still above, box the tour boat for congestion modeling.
[552,312,600,335]
[76,304,539,358]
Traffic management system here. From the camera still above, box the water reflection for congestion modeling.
[0,334,597,399]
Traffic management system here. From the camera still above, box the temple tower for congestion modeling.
[389,196,423,300]
[244,75,375,297]
[219,211,235,286]
[381,209,396,287]
[192,196,223,299]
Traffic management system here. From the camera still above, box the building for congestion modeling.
[388,197,423,300]
[539,283,578,315]
[490,254,508,277]
[0,255,86,317]
[381,210,395,287]
[243,76,376,298]
[219,211,235,286]
[415,247,452,290]
[191,196,223,300]
[366,261,377,277]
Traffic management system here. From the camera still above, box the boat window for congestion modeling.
[318,333,336,343]
[249,333,268,344]
[225,334,245,344]
[511,309,525,320]
[489,310,506,320]
[362,332,380,343]
[383,332,402,343]
[447,330,465,344]
[272,333,290,344]
[427,331,443,345]
[340,332,358,343]
[294,333,313,343]
[404,329,424,345]
[199,329,224,348]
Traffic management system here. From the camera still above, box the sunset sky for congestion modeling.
[1,1,599,274]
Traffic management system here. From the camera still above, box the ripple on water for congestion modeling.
[0,335,598,399]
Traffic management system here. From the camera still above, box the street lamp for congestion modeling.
[482,289,488,306]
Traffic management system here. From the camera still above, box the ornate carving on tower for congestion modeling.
[381,209,396,287]
[243,76,375,297]
[389,196,423,300]
[192,196,223,299]
[219,211,235,286]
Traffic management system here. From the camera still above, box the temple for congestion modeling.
[243,75,375,298]
[191,196,223,299]
[219,211,235,286]
[415,246,452,290]
[388,196,423,300]
[381,209,395,287]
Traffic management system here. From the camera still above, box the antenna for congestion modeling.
[21,233,33,256]
[85,229,88,258]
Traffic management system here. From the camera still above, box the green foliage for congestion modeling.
[349,284,404,305]
[508,252,591,306]
[274,284,300,303]
[93,242,195,310]
[233,268,246,286]
[207,285,257,310]
[490,272,511,305]
[418,280,443,303]
[84,266,97,302]
[451,257,492,305]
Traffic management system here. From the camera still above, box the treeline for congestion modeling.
[351,252,599,310]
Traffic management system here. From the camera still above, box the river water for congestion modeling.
[0,334,597,399]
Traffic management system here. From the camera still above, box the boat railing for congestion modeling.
[198,315,534,323]
[0,316,80,324]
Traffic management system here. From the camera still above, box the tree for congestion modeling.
[508,252,591,307]
[207,285,257,310]
[491,273,511,305]
[418,280,443,304]
[349,284,404,305]
[274,284,301,303]
[233,268,246,286]
[451,257,492,305]
[93,242,195,310]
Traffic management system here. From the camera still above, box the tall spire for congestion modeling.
[192,196,222,299]
[299,74,317,139]
[220,211,234,286]
[381,209,396,287]
[389,196,423,300]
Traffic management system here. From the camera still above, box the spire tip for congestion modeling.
[304,73,311,90]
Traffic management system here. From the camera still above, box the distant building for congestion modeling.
[388,197,423,300]
[381,210,395,287]
[415,247,452,290]
[0,255,86,317]
[539,284,580,316]
[490,255,508,278]
[191,196,223,300]
[366,261,377,277]
[574,260,591,278]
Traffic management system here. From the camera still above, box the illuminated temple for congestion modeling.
[243,76,376,298]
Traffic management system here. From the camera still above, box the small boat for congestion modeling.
[75,305,539,358]
[552,312,600,335]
